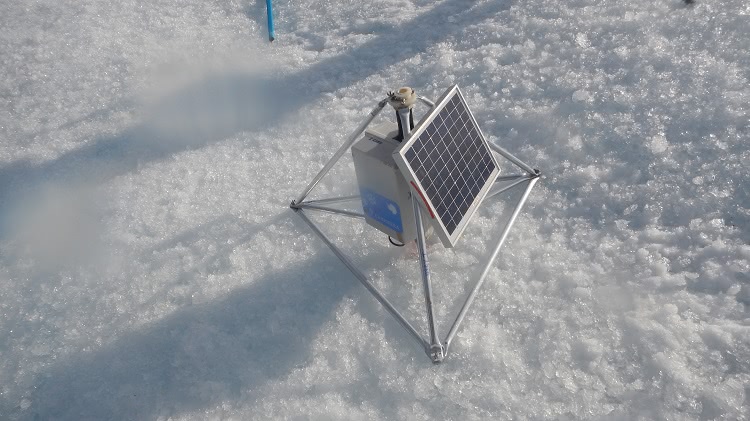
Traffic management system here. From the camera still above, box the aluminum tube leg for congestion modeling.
[296,203,365,219]
[295,209,430,353]
[444,177,539,353]
[495,174,529,182]
[294,99,388,205]
[488,142,537,175]
[417,96,435,108]
[412,195,444,363]
[303,195,361,206]
[486,175,532,200]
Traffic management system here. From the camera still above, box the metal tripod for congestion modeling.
[290,95,540,363]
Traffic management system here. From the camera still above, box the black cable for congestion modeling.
[394,109,415,142]
[388,236,405,247]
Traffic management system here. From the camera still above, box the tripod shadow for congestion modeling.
[23,210,426,420]
[26,232,353,420]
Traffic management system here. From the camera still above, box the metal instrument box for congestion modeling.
[352,122,416,243]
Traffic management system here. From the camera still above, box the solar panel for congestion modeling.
[393,85,500,248]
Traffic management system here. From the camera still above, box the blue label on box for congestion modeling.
[360,187,403,233]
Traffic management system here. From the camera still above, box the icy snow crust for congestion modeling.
[1,0,749,419]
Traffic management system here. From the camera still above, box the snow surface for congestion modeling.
[1,0,749,419]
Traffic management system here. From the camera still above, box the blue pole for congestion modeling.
[265,0,275,41]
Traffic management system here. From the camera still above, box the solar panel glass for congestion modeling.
[393,85,500,247]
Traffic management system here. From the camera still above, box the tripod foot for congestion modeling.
[430,344,445,364]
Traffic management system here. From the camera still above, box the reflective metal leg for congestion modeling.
[412,195,444,363]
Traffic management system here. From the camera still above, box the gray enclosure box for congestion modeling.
[352,122,417,243]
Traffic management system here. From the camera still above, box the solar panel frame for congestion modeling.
[393,85,501,248]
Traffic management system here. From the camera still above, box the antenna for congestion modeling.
[290,85,541,363]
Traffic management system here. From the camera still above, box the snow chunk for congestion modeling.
[649,133,669,154]
[575,33,590,49]
[572,89,592,103]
